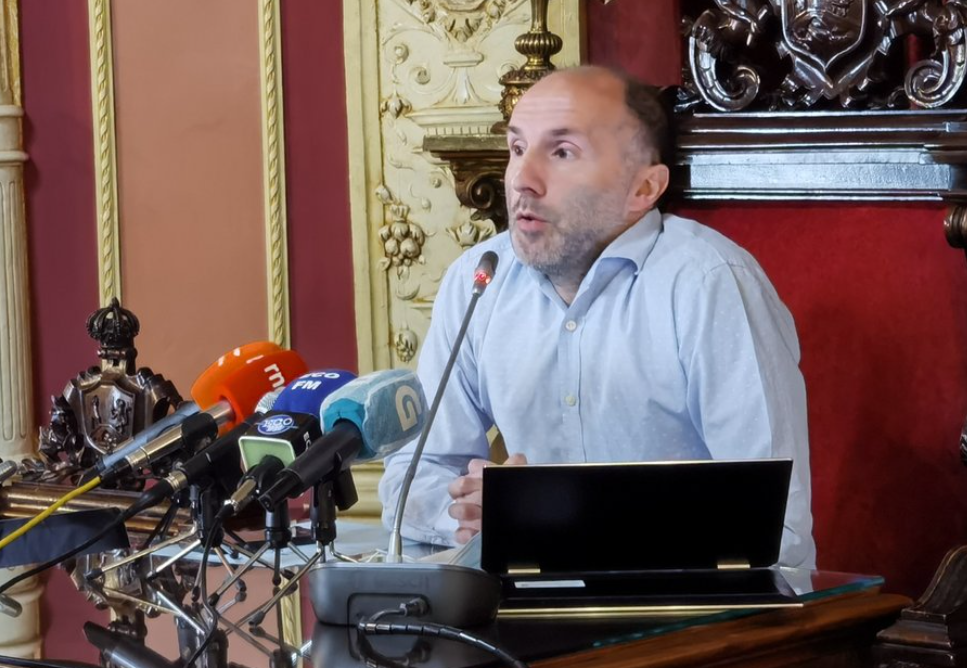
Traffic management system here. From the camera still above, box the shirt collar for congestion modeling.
[598,208,663,275]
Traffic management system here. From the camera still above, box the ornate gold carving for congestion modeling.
[0,0,20,105]
[497,0,563,122]
[376,185,428,278]
[448,218,496,247]
[258,0,291,348]
[407,0,511,41]
[394,327,419,362]
[88,0,121,308]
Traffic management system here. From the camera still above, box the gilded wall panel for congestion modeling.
[344,0,583,518]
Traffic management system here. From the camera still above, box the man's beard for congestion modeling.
[508,187,625,284]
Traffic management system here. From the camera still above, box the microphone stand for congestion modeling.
[242,468,360,628]
[87,479,272,583]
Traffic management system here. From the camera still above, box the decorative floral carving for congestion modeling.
[405,0,510,42]
[448,218,496,247]
[394,327,420,363]
[381,91,413,119]
[376,185,429,278]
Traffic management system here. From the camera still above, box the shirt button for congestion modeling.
[565,394,577,407]
[565,320,577,332]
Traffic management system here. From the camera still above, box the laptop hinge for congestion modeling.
[507,564,541,576]
[717,558,751,570]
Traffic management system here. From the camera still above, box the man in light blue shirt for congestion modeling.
[379,66,815,568]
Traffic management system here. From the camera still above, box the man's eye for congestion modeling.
[553,147,575,159]
[510,144,525,156]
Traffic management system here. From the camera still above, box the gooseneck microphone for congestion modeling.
[388,249,498,562]
[309,250,503,628]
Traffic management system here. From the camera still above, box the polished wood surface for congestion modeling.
[534,592,910,668]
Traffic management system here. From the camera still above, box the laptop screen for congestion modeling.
[480,459,791,575]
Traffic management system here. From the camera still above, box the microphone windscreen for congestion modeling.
[272,370,357,415]
[320,369,426,460]
[191,348,308,425]
[189,341,283,408]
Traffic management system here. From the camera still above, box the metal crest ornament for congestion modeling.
[38,299,183,486]
[782,0,866,72]
[682,0,967,111]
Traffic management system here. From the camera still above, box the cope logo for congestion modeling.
[258,415,295,436]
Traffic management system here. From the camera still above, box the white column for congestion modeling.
[0,0,42,655]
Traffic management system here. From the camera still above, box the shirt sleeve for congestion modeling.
[676,261,816,569]
[378,253,495,547]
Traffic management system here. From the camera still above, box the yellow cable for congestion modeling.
[0,477,102,552]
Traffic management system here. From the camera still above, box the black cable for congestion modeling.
[183,517,222,667]
[0,655,100,668]
[357,601,528,668]
[139,499,179,550]
[0,504,138,598]
[354,632,425,668]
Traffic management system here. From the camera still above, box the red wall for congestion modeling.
[588,3,967,597]
[281,1,358,373]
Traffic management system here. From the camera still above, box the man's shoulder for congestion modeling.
[653,213,761,277]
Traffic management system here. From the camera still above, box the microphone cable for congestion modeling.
[0,656,101,668]
[183,519,223,668]
[356,599,528,668]
[0,487,158,603]
[0,477,102,552]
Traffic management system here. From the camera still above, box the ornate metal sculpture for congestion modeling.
[38,299,183,487]
[682,0,967,111]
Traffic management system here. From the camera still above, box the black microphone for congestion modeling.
[257,369,427,511]
[308,249,503,628]
[126,388,283,516]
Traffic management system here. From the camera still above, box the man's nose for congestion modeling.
[509,153,545,198]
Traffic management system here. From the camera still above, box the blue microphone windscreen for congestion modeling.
[272,370,357,416]
[320,369,426,460]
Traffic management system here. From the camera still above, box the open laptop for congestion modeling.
[480,459,801,618]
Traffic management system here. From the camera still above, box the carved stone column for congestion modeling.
[0,0,42,659]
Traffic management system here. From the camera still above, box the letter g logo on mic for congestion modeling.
[319,369,426,459]
[395,385,422,431]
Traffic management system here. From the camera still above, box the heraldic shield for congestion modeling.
[781,0,866,74]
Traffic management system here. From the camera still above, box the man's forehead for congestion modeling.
[508,87,630,141]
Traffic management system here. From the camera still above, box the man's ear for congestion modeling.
[627,163,670,217]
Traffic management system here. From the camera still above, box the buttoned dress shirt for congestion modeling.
[378,209,816,568]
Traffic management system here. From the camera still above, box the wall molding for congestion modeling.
[87,0,121,308]
[258,0,291,348]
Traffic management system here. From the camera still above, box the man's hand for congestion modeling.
[448,453,527,544]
